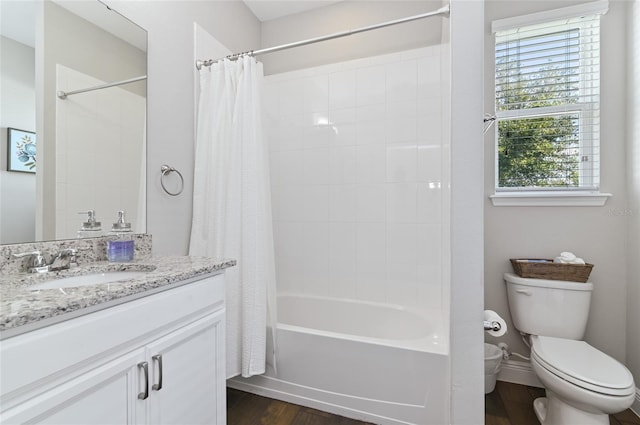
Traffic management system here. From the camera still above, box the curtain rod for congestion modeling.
[57,75,147,100]
[196,4,450,70]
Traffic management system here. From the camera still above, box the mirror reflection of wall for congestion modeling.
[0,2,37,244]
[0,0,147,244]
[46,0,147,240]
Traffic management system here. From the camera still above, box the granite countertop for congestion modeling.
[0,256,236,338]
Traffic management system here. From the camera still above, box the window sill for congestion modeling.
[490,191,612,207]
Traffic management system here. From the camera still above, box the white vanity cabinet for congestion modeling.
[0,273,226,425]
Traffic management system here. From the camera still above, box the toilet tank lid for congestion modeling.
[504,273,593,291]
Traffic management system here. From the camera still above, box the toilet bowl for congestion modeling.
[530,335,635,425]
[504,273,636,425]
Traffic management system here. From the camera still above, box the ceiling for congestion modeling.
[242,0,345,22]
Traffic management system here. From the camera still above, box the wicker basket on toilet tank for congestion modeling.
[510,259,594,283]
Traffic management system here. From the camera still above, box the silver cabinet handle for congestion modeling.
[138,361,149,400]
[152,354,163,391]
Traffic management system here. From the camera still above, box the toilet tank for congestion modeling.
[504,273,593,340]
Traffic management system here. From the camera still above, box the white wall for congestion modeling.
[627,0,640,414]
[449,1,485,422]
[259,0,445,75]
[484,0,631,369]
[102,0,261,255]
[265,46,448,312]
[0,36,36,244]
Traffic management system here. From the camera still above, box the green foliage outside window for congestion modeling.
[496,29,583,189]
[498,114,579,188]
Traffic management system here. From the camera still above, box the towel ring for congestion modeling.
[160,165,184,196]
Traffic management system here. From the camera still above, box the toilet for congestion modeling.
[504,273,635,425]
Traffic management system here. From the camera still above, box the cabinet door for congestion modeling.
[146,310,225,425]
[1,349,147,425]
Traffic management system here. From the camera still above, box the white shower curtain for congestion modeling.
[190,56,277,378]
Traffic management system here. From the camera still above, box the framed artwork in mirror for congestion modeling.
[7,127,36,173]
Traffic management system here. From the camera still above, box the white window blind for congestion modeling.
[494,13,602,191]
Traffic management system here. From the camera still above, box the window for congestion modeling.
[492,4,606,195]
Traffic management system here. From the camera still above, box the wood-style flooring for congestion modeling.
[486,381,640,425]
[228,382,640,425]
[227,387,374,424]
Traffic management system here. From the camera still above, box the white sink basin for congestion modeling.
[29,271,149,290]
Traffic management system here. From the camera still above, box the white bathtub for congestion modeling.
[227,294,450,425]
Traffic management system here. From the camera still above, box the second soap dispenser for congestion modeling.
[77,210,103,238]
[107,211,134,262]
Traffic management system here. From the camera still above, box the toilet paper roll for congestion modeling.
[484,310,507,337]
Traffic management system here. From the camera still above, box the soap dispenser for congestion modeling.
[77,210,103,238]
[107,211,134,262]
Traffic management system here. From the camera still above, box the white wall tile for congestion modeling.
[417,223,442,267]
[302,147,330,184]
[387,223,418,264]
[278,114,305,151]
[356,222,387,302]
[356,119,386,146]
[329,185,357,222]
[279,150,305,185]
[278,186,305,222]
[387,262,418,307]
[301,185,330,222]
[356,104,386,123]
[387,100,417,120]
[302,222,330,295]
[304,112,331,148]
[279,79,306,115]
[329,108,357,147]
[329,70,356,110]
[328,146,357,184]
[386,143,417,182]
[304,75,329,113]
[329,222,357,298]
[417,100,442,142]
[417,143,442,182]
[356,184,386,222]
[417,56,441,99]
[386,183,418,223]
[276,222,306,293]
[417,264,442,309]
[417,183,442,224]
[263,82,280,117]
[268,47,446,311]
[356,65,386,106]
[386,60,417,102]
[355,104,386,146]
[355,144,386,183]
[387,116,417,144]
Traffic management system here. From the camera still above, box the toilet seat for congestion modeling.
[531,336,634,397]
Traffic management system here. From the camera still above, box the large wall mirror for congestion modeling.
[0,0,147,244]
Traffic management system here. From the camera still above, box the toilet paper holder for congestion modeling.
[483,320,502,332]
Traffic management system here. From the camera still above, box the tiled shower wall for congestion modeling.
[55,65,146,239]
[264,46,449,311]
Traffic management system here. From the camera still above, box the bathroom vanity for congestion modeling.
[0,237,235,424]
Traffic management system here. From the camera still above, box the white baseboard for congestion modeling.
[632,387,640,418]
[496,358,543,388]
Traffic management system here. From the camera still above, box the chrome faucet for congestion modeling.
[49,249,78,271]
[12,248,78,273]
[12,251,50,273]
